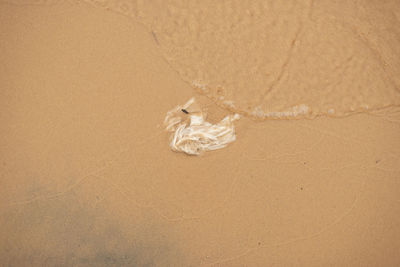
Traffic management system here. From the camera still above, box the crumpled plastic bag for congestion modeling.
[164,98,240,155]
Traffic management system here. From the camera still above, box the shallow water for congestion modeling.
[78,0,400,119]
[11,0,400,119]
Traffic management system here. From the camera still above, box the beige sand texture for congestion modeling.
[0,1,400,266]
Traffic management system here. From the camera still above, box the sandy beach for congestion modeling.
[1,1,399,266]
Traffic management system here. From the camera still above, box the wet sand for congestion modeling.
[1,1,400,266]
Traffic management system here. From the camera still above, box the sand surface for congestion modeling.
[1,1,400,266]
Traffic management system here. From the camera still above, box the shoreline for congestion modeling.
[1,2,399,266]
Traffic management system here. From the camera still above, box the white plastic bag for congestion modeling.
[164,98,240,155]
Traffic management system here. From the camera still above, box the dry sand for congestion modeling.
[0,1,400,266]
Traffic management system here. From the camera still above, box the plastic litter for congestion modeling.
[164,98,240,155]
